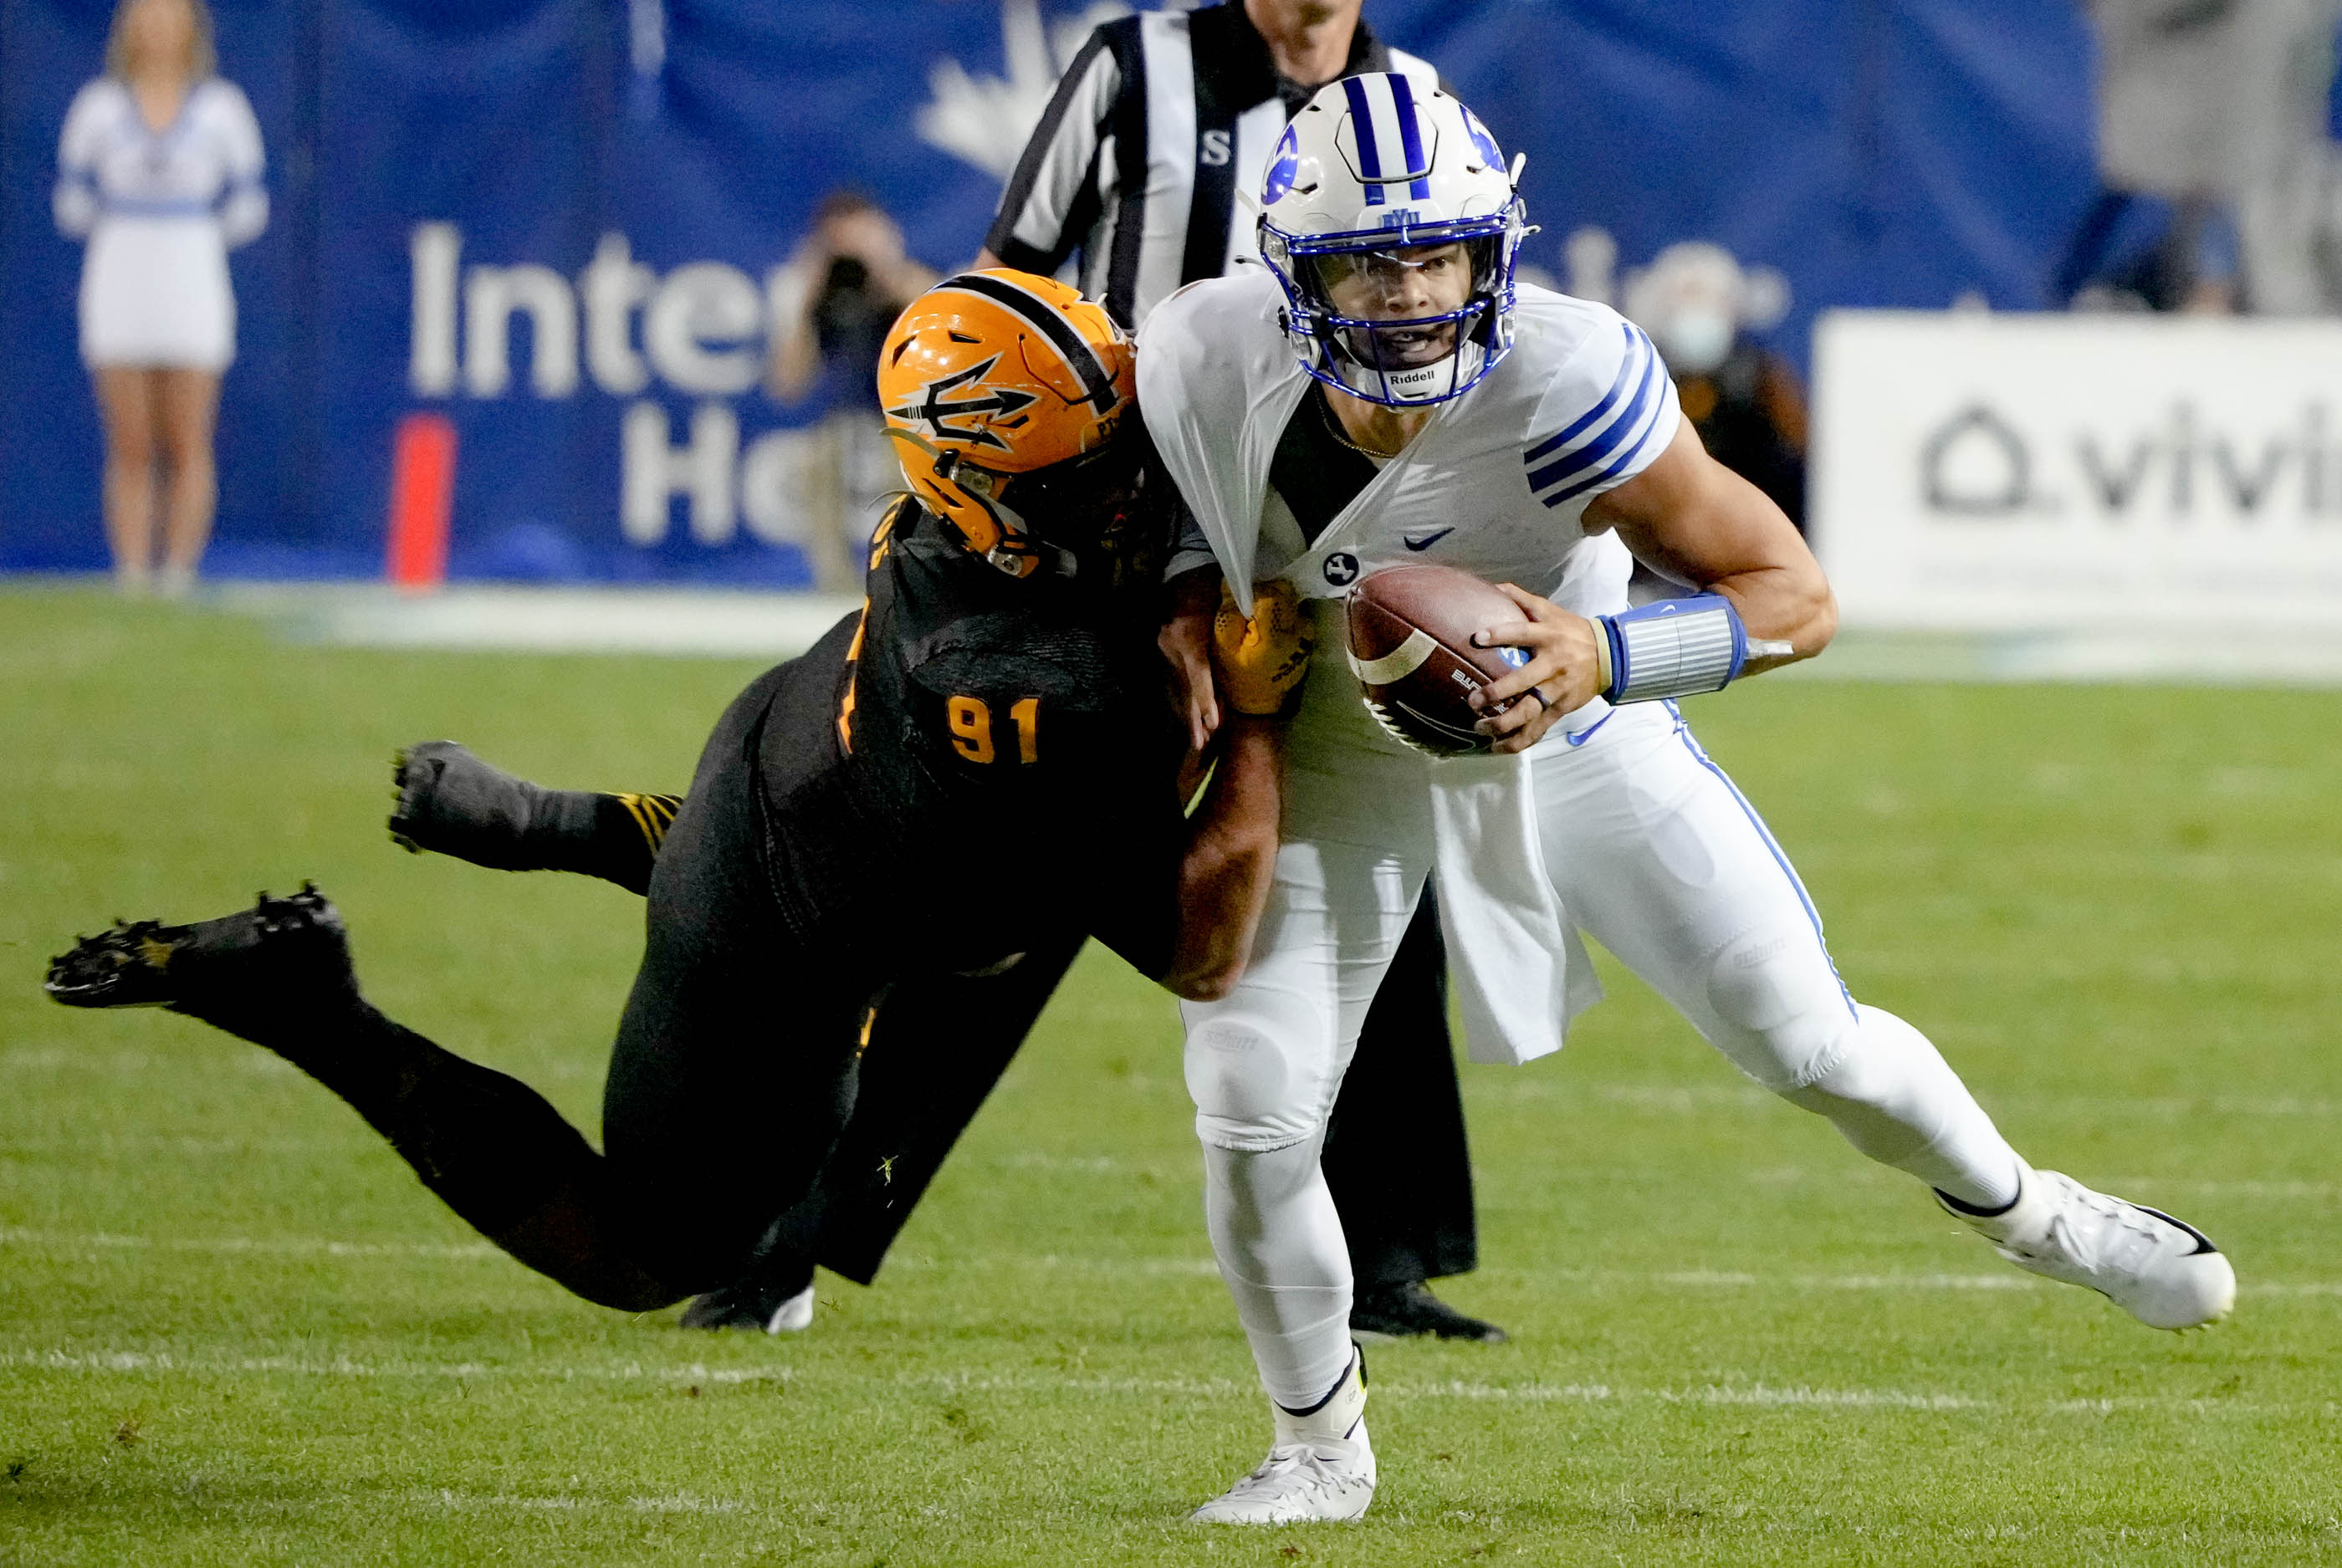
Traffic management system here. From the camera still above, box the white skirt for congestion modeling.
[79,217,235,371]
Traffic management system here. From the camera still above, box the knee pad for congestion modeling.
[1186,1006,1322,1152]
[1791,1004,1939,1105]
[1700,922,1859,1090]
[1782,1005,1964,1169]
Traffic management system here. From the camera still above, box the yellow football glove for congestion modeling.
[1213,580,1317,717]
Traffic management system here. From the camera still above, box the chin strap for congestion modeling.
[890,427,1079,580]
[983,534,1077,580]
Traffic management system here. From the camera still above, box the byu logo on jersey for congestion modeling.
[884,356,1036,451]
[1199,129,1231,167]
[1322,552,1361,588]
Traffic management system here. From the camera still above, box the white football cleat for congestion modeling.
[765,1284,816,1333]
[1189,1350,1376,1525]
[1947,1167,2237,1331]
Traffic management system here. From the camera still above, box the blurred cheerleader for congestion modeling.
[55,0,265,595]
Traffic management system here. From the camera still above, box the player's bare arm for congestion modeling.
[1159,579,1314,999]
[1588,419,1835,664]
[1470,421,1837,751]
[1162,716,1283,1000]
[1161,563,1223,755]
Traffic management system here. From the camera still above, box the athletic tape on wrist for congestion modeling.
[1596,593,1748,703]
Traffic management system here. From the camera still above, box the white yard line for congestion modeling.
[2099,1179,2342,1200]
[11,1048,2337,1125]
[4,1226,2335,1299]
[412,1489,751,1516]
[0,1226,499,1260]
[173,588,2342,681]
[0,1135,367,1157]
[210,585,865,660]
[3,1346,2324,1419]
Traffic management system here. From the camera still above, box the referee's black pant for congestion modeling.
[785,890,1476,1291]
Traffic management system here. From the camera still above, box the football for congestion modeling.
[1344,564,1532,755]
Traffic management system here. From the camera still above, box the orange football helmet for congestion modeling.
[877,269,1138,579]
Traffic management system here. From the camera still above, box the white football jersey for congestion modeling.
[1143,267,1685,1065]
[1138,266,1680,614]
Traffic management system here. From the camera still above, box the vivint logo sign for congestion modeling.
[407,222,817,548]
[1918,401,2342,518]
[1814,311,2342,630]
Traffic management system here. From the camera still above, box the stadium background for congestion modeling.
[1,0,2124,584]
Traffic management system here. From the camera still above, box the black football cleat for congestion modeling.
[390,740,546,869]
[1349,1280,1509,1345]
[680,1264,817,1334]
[45,884,356,1017]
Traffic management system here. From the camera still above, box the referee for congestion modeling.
[975,1,1433,328]
[975,0,1495,1345]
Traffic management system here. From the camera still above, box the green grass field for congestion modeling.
[3,584,2338,1565]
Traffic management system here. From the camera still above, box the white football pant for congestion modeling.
[1182,700,2022,1408]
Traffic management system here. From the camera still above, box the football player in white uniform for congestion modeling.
[1140,74,2237,1525]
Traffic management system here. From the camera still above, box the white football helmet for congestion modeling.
[1258,74,1529,406]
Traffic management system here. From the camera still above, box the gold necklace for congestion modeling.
[1316,387,1404,460]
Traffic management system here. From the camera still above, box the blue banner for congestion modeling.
[0,0,2101,582]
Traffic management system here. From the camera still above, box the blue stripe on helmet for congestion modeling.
[1388,74,1432,200]
[1342,75,1385,205]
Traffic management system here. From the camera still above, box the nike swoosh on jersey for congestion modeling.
[1402,529,1454,551]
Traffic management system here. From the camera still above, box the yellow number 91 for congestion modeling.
[946,695,1040,764]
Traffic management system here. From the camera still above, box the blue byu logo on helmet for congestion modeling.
[1462,107,1506,173]
[1263,126,1301,205]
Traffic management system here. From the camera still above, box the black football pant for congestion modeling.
[729,893,1476,1293]
[475,786,1484,1295]
[341,678,1480,1303]
[522,771,1482,1292]
[181,666,874,1306]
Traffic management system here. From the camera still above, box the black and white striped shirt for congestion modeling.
[984,4,1435,329]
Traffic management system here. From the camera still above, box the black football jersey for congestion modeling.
[753,500,1186,978]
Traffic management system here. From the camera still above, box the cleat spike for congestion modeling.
[43,888,353,1012]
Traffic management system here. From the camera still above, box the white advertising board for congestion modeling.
[1812,312,2342,631]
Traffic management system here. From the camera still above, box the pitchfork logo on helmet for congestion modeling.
[877,269,1136,579]
[885,359,1038,451]
[1258,74,1529,407]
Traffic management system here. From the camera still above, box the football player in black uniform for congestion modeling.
[378,285,1499,1343]
[43,273,1299,1310]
